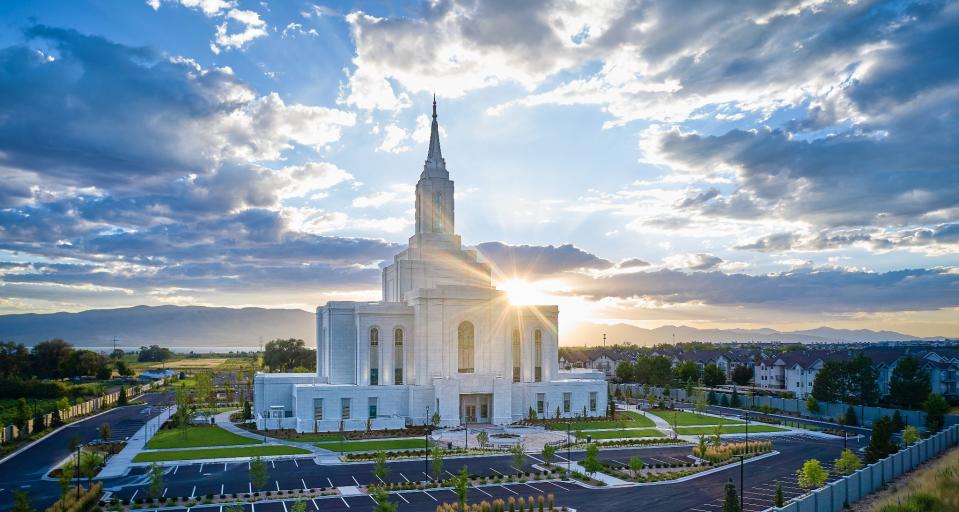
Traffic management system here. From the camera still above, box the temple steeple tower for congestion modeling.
[415,98,454,235]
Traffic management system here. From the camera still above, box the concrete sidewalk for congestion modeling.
[99,405,176,478]
[213,411,331,455]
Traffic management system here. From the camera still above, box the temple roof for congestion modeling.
[421,95,449,179]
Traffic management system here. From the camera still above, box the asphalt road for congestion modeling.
[0,391,171,510]
[101,432,864,512]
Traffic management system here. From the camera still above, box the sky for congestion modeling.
[0,0,957,339]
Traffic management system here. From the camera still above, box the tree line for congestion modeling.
[0,339,133,384]
[614,354,752,387]
[262,338,316,372]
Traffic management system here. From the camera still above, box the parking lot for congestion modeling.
[100,433,861,512]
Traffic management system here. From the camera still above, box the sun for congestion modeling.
[500,279,552,305]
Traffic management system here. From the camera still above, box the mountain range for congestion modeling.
[0,305,947,348]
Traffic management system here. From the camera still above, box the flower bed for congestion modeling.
[105,487,339,510]
[369,467,566,492]
[342,446,505,461]
[591,437,687,448]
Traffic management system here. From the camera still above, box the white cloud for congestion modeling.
[213,9,268,52]
[376,123,410,153]
[351,184,414,208]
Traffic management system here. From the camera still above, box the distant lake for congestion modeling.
[79,346,262,354]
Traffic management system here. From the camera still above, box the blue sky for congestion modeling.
[1,0,958,338]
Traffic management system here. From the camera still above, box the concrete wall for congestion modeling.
[767,424,959,512]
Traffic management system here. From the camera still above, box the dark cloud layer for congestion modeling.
[475,242,613,276]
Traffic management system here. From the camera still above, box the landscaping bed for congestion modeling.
[604,440,773,483]
[132,445,309,462]
[590,437,687,449]
[315,438,429,452]
[146,425,261,449]
[244,424,430,442]
[106,486,338,510]
[545,410,656,430]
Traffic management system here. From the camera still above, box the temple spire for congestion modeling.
[421,96,447,178]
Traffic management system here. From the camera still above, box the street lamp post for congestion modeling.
[425,406,430,480]
[76,445,81,499]
[566,421,571,479]
[739,455,744,512]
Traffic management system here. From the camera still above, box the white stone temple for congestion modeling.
[254,100,607,432]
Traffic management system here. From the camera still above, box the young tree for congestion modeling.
[57,461,75,511]
[511,443,526,472]
[194,372,214,408]
[774,482,784,507]
[731,365,752,386]
[50,406,63,429]
[582,443,601,477]
[695,391,708,413]
[889,356,931,407]
[431,446,444,481]
[79,451,102,484]
[697,434,708,457]
[628,455,644,475]
[453,466,470,509]
[797,459,828,489]
[12,490,34,512]
[844,406,858,427]
[712,424,723,446]
[674,361,701,384]
[148,462,164,498]
[542,443,556,467]
[370,486,397,512]
[685,378,694,398]
[99,422,111,443]
[833,449,861,475]
[291,499,308,512]
[117,385,128,406]
[243,400,252,420]
[891,410,906,432]
[902,425,920,446]
[805,396,820,414]
[373,451,390,482]
[865,416,897,463]
[14,398,29,432]
[476,430,489,448]
[249,456,267,494]
[730,388,741,408]
[924,393,949,433]
[615,361,634,382]
[720,394,730,407]
[722,478,740,512]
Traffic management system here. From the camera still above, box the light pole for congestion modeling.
[76,444,82,499]
[739,455,744,512]
[566,421,571,479]
[425,406,430,480]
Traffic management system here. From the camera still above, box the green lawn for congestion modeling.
[315,439,429,452]
[648,409,744,426]
[547,411,656,431]
[276,433,345,443]
[146,426,261,449]
[133,445,308,462]
[675,425,786,435]
[575,429,665,440]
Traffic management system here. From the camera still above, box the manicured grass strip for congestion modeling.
[315,439,429,452]
[675,425,786,435]
[648,409,744,426]
[133,445,307,462]
[575,429,665,440]
[146,426,261,449]
[282,433,345,442]
[547,411,656,431]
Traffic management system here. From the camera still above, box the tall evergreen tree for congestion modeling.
[889,357,931,407]
[722,478,740,512]
[865,416,897,463]
[924,393,949,433]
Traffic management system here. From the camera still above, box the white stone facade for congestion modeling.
[254,102,607,431]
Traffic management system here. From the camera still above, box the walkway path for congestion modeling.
[212,410,332,455]
[99,405,176,478]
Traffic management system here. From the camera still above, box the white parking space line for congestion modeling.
[690,508,713,512]
[293,459,299,468]
[527,454,544,463]
[282,501,288,512]
[224,462,229,471]
[275,481,281,491]
[545,481,570,491]
[190,486,196,499]
[162,488,167,497]
[396,493,410,504]
[173,465,180,475]
[302,478,308,490]
[311,499,319,510]
[608,459,625,466]
[352,476,360,486]
[473,485,492,497]
[510,466,524,474]
[220,484,224,495]
[368,494,378,504]
[422,472,431,480]
[376,475,385,484]
[130,489,138,501]
[327,478,334,488]
[490,468,505,476]
[271,460,276,469]
[339,496,350,508]
[400,473,410,482]
[445,470,456,478]
[248,482,252,494]
[523,483,541,492]
[199,463,204,473]
[422,490,438,502]
[499,485,519,495]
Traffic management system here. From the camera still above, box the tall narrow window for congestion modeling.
[394,328,404,385]
[457,321,475,373]
[534,329,543,382]
[369,328,379,385]
[536,393,545,415]
[563,392,571,413]
[434,191,444,231]
[512,329,521,382]
[589,392,597,412]
[313,398,323,421]
[341,398,351,419]
[368,397,378,418]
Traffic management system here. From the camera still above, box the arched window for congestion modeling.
[534,329,543,382]
[369,327,379,385]
[512,329,521,383]
[394,328,404,385]
[457,321,474,373]
[434,191,444,231]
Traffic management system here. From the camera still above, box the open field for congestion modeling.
[132,445,308,462]
[675,424,787,435]
[146,426,261,449]
[648,409,744,426]
[314,439,430,452]
[575,429,665,440]
[547,411,656,431]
